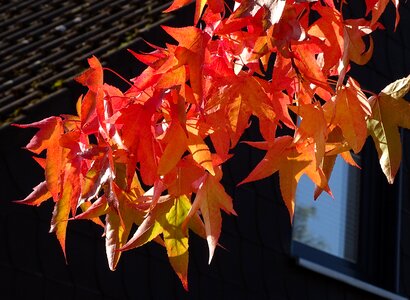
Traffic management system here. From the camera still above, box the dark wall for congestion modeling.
[1,2,410,300]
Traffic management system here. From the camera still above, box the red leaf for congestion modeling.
[75,56,103,93]
[14,117,64,201]
[15,181,51,206]
[367,0,400,29]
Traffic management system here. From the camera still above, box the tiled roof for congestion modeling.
[0,0,172,125]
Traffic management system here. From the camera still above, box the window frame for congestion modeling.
[290,139,407,300]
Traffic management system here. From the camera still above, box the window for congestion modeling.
[293,155,360,262]
[291,145,407,300]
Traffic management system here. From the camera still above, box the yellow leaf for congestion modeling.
[163,196,191,290]
[367,75,410,183]
[105,183,147,270]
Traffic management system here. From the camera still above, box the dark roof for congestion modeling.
[0,0,172,125]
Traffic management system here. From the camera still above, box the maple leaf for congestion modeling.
[157,107,189,176]
[80,150,112,202]
[308,4,344,75]
[116,93,162,186]
[79,201,105,227]
[344,19,381,66]
[207,75,276,148]
[164,0,193,13]
[366,0,400,30]
[162,195,191,290]
[75,56,103,92]
[183,170,236,264]
[314,127,359,199]
[165,0,225,25]
[48,159,80,259]
[268,5,308,53]
[75,180,146,270]
[292,42,333,94]
[121,195,195,290]
[186,121,215,175]
[166,155,207,197]
[14,117,90,259]
[162,26,208,103]
[13,117,64,201]
[367,75,410,183]
[59,130,90,216]
[15,181,51,206]
[75,56,104,134]
[327,77,372,153]
[119,195,172,252]
[234,0,286,26]
[289,103,327,168]
[240,136,330,219]
[76,194,128,271]
[106,183,147,270]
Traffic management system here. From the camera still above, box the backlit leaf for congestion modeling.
[333,77,372,153]
[185,172,236,264]
[163,195,191,290]
[15,181,51,206]
[367,75,410,183]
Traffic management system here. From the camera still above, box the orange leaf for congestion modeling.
[14,181,51,206]
[185,173,236,263]
[239,136,293,185]
[14,117,64,201]
[74,197,108,222]
[164,0,206,25]
[49,178,72,260]
[345,19,380,66]
[333,77,371,153]
[241,137,330,219]
[166,156,206,197]
[187,125,215,176]
[308,5,344,74]
[75,56,103,93]
[367,0,400,30]
[158,121,188,176]
[164,0,193,13]
[289,104,327,168]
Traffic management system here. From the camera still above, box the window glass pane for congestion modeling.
[292,155,360,262]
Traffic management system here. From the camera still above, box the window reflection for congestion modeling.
[292,155,360,262]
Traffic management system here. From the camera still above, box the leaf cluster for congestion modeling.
[14,0,410,290]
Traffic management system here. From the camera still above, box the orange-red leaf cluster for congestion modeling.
[14,0,408,290]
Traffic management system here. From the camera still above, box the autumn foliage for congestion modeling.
[14,0,410,290]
